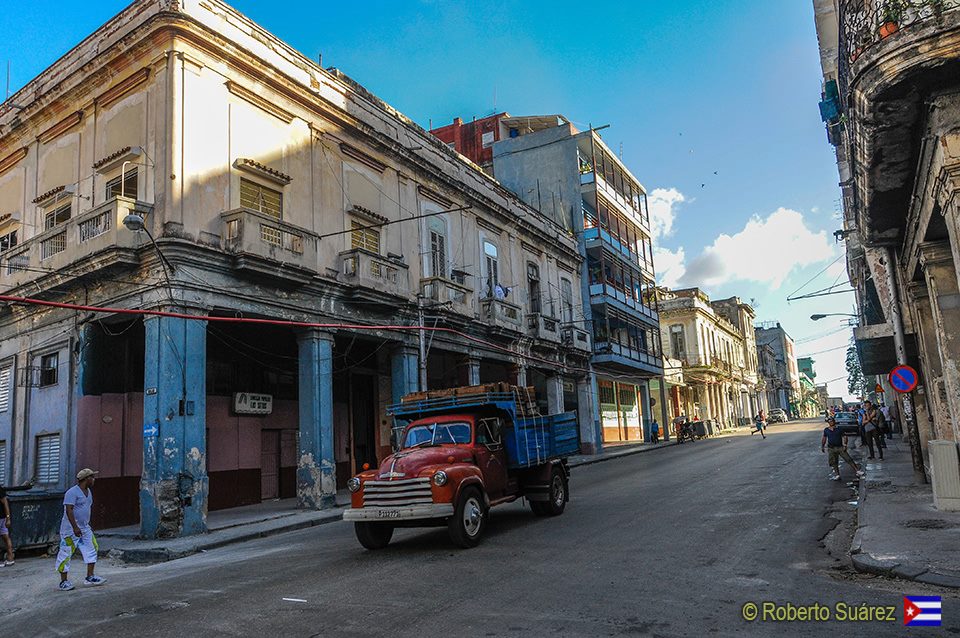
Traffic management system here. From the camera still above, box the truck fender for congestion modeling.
[455,475,488,507]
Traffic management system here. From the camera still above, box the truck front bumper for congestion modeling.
[343,503,454,522]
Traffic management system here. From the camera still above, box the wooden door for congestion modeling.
[261,430,280,500]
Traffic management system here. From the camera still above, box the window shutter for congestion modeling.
[36,434,61,484]
[0,441,6,486]
[0,367,9,412]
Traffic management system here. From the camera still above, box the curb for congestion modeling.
[103,511,345,565]
[568,441,677,468]
[850,470,960,588]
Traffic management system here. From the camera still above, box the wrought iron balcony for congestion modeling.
[0,197,146,291]
[838,0,959,94]
[588,282,659,326]
[221,208,319,283]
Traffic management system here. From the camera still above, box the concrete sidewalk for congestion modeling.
[851,438,960,588]
[98,499,347,564]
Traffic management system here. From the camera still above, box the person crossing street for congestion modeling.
[55,469,105,591]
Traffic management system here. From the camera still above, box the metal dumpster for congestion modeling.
[7,490,64,551]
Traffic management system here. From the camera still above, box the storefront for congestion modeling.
[598,378,646,443]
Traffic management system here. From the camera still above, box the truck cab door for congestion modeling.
[474,417,508,497]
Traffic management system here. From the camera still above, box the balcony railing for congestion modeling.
[338,248,409,298]
[221,208,318,276]
[561,326,592,354]
[1,197,146,291]
[589,282,659,324]
[527,312,561,343]
[481,297,523,332]
[839,0,958,72]
[593,340,661,368]
[421,276,473,316]
[582,219,656,279]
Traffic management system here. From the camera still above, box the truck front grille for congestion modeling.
[362,477,433,507]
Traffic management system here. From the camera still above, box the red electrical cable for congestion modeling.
[0,294,590,374]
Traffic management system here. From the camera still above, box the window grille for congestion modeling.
[240,178,282,218]
[351,221,380,253]
[36,433,61,484]
[0,441,6,486]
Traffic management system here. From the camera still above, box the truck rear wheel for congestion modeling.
[354,522,394,550]
[448,487,486,548]
[530,467,567,516]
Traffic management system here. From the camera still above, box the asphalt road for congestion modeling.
[5,421,958,637]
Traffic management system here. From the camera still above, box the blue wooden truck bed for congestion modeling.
[389,391,580,469]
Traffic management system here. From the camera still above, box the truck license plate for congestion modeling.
[377,510,400,518]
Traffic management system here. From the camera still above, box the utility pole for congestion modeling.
[884,246,926,480]
[417,295,428,391]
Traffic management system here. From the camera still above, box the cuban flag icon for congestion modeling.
[904,596,942,626]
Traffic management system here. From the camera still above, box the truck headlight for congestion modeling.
[347,477,361,493]
[433,470,448,487]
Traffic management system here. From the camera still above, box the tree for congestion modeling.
[846,342,867,398]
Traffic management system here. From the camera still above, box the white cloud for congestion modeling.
[654,246,686,288]
[680,208,835,289]
[648,187,685,240]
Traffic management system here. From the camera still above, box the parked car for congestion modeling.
[833,411,860,436]
[768,409,788,423]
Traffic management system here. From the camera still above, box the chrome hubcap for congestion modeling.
[553,475,565,506]
[464,497,483,536]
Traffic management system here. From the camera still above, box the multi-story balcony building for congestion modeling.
[814,0,960,475]
[433,114,662,448]
[0,0,591,539]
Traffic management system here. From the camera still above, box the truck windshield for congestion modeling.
[403,422,472,448]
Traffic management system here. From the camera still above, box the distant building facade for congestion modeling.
[755,323,800,416]
[658,288,763,429]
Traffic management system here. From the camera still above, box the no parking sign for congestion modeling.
[888,365,918,394]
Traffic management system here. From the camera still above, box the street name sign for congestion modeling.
[888,365,918,394]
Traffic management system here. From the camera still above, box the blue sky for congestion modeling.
[1,0,857,398]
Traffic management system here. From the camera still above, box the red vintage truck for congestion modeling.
[343,385,580,549]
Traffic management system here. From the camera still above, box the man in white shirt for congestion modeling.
[55,468,105,591]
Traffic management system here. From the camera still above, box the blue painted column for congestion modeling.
[391,344,420,403]
[297,329,336,509]
[140,314,208,538]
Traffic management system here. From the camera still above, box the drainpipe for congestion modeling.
[883,246,926,480]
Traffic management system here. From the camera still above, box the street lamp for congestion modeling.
[810,313,857,321]
[123,212,176,286]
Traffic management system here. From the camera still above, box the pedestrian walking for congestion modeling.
[752,413,766,439]
[887,401,899,439]
[650,419,660,444]
[55,469,105,591]
[821,417,865,481]
[0,485,13,567]
[862,400,884,460]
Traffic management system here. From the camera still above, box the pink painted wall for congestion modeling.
[77,394,298,476]
[77,393,143,478]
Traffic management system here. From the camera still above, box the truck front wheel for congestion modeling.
[531,467,567,516]
[448,487,486,548]
[354,522,394,550]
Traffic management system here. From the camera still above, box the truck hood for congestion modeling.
[376,446,473,479]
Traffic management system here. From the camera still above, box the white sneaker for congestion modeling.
[84,575,106,586]
[59,580,75,591]
[856,470,866,478]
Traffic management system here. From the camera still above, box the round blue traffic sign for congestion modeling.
[888,365,918,393]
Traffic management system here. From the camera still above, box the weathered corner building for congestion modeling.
[813,0,960,480]
[657,288,763,429]
[0,0,591,539]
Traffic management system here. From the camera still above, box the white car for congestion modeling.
[768,409,788,423]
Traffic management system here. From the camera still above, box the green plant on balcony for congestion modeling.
[878,0,907,38]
